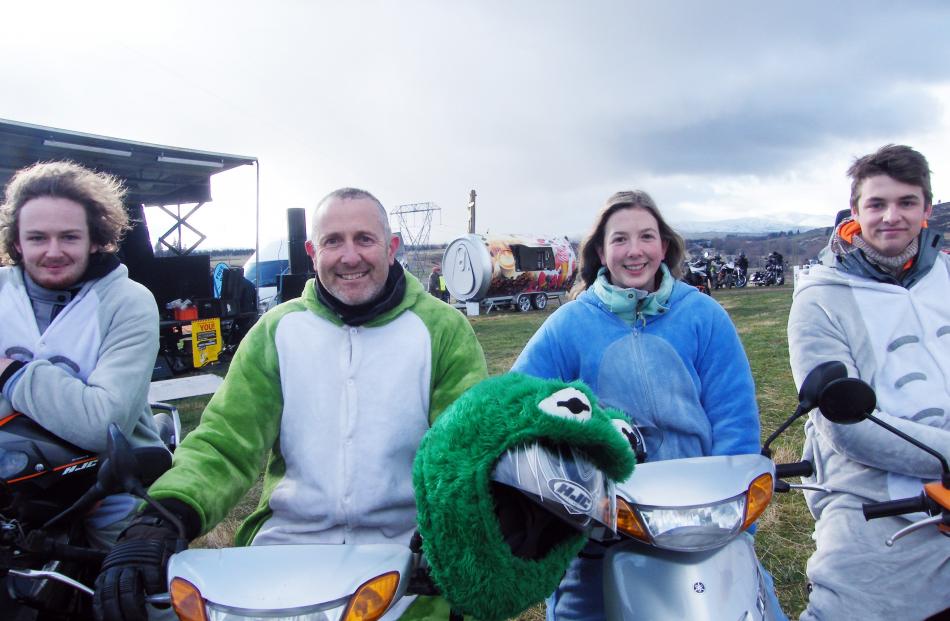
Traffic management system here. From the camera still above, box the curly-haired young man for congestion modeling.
[0,160,162,548]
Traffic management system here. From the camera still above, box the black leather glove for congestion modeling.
[93,514,185,621]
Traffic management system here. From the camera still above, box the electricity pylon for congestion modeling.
[389,202,441,278]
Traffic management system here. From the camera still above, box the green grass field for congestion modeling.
[173,285,813,618]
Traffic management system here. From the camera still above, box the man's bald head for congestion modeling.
[310,188,391,241]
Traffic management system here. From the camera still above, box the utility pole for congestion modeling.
[467,189,477,234]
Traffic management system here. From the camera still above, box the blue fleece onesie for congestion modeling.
[513,274,770,620]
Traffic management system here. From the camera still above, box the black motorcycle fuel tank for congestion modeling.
[0,413,99,525]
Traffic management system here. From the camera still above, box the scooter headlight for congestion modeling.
[617,493,746,552]
[616,471,773,552]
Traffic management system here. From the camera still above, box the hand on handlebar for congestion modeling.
[93,514,185,621]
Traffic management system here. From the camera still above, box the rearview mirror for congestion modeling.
[798,361,848,414]
[761,360,849,457]
[816,377,876,424]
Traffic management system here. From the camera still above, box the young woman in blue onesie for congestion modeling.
[512,190,786,620]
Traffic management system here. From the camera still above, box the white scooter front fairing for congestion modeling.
[604,533,772,620]
[603,454,778,621]
[166,543,413,620]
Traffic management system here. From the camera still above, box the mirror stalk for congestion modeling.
[761,405,803,457]
[864,412,950,489]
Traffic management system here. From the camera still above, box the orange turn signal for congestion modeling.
[169,577,208,621]
[616,497,650,542]
[743,473,774,530]
[924,482,950,511]
[342,571,400,621]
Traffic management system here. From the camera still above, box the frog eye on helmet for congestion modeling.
[538,388,592,422]
[611,418,647,463]
[611,418,633,438]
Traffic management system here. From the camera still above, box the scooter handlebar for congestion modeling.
[862,494,928,521]
[775,460,814,479]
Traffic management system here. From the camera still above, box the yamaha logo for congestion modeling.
[693,582,706,594]
[548,478,593,512]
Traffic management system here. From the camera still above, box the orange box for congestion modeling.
[174,307,198,321]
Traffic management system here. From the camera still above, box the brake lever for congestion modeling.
[7,568,93,596]
[788,483,831,493]
[886,514,945,547]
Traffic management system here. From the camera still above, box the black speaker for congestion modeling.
[147,255,213,313]
[287,208,310,275]
[278,273,310,302]
[287,208,307,241]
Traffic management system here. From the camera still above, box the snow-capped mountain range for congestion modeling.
[671,211,834,236]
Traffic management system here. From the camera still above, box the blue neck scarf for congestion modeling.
[592,263,673,327]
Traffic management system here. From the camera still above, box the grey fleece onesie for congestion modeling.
[788,230,950,620]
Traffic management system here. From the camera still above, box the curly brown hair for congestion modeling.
[570,190,685,299]
[0,161,130,265]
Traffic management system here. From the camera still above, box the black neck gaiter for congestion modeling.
[80,252,121,282]
[315,262,407,326]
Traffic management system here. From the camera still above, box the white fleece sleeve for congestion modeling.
[11,284,159,452]
[788,286,950,480]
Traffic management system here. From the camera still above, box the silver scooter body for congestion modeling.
[604,454,778,621]
[166,543,413,620]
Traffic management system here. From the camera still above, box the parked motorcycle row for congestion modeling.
[683,252,787,293]
[749,252,786,287]
[3,363,946,620]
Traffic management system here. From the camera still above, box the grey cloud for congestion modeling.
[613,85,944,175]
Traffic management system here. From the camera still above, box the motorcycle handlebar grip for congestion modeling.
[775,461,814,479]
[25,532,108,565]
[862,495,927,521]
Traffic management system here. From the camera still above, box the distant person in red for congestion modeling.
[429,264,448,301]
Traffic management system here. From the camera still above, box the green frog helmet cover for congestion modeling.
[412,373,636,620]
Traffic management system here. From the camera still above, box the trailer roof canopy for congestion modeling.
[0,118,256,207]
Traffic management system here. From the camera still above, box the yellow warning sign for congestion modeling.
[191,318,222,368]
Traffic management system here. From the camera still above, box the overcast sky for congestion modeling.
[3,1,949,247]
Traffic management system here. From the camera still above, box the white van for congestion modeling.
[243,239,289,311]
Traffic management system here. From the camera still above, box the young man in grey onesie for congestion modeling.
[788,145,949,620]
[0,161,162,548]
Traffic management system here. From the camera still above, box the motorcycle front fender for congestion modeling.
[603,535,775,621]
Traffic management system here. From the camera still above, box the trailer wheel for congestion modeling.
[531,293,548,310]
[516,295,533,312]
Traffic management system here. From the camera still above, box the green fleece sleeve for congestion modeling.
[425,306,487,424]
[147,308,288,535]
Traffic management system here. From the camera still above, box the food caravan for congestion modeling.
[442,234,578,314]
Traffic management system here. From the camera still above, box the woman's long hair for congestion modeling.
[569,190,685,299]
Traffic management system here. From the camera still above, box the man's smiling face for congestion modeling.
[852,175,933,257]
[307,196,398,305]
[15,196,98,290]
